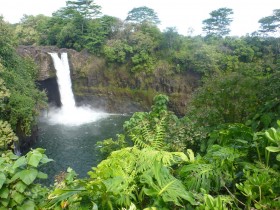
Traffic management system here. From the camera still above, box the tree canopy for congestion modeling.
[202,7,233,37]
[125,6,160,25]
[258,9,280,35]
[66,0,101,19]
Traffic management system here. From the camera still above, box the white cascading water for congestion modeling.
[45,52,107,126]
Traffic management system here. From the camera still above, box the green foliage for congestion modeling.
[249,71,280,130]
[205,123,253,152]
[124,94,174,151]
[0,20,47,137]
[0,17,17,68]
[180,145,245,194]
[236,170,280,209]
[265,121,280,161]
[14,14,51,46]
[0,50,47,135]
[0,75,10,112]
[188,72,260,128]
[125,6,160,25]
[45,147,195,209]
[202,7,234,37]
[0,148,52,209]
[103,39,133,63]
[96,134,128,158]
[0,121,18,152]
[196,193,233,210]
[258,9,280,34]
[129,29,158,72]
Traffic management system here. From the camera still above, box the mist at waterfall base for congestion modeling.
[34,53,130,185]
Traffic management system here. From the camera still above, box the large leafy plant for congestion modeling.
[44,147,196,209]
[265,120,280,161]
[0,121,18,152]
[0,148,52,209]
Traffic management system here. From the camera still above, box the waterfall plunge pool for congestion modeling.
[33,114,130,185]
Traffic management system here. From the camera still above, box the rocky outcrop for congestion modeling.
[17,46,58,80]
[17,46,200,115]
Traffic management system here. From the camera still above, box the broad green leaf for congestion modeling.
[205,195,214,208]
[0,187,9,199]
[265,128,280,143]
[8,153,19,160]
[13,156,27,169]
[187,149,195,162]
[37,171,48,179]
[0,158,4,166]
[18,168,38,185]
[0,199,9,207]
[14,181,27,193]
[276,153,280,161]
[0,173,6,188]
[17,200,35,210]
[92,203,98,210]
[27,152,42,167]
[158,180,176,195]
[266,146,280,153]
[255,203,262,209]
[40,154,53,164]
[34,148,46,154]
[11,190,25,204]
[10,171,21,183]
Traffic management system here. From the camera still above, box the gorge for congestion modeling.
[17,45,200,116]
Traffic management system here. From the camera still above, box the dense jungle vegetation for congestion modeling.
[0,0,280,209]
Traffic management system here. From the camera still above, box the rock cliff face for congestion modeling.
[17,46,200,115]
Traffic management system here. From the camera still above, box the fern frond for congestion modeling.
[152,117,166,150]
[180,163,216,192]
[128,114,167,150]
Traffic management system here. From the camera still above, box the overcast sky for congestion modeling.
[0,0,279,36]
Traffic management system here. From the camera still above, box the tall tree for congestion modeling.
[66,0,101,19]
[258,9,280,35]
[125,6,160,25]
[54,0,101,34]
[202,7,233,37]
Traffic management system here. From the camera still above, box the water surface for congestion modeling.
[33,114,130,185]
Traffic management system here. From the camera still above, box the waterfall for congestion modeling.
[45,52,107,126]
[48,53,76,111]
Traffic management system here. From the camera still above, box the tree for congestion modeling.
[188,72,260,127]
[53,0,101,34]
[258,9,280,35]
[161,27,181,51]
[49,0,103,51]
[202,7,233,37]
[0,17,17,67]
[15,14,51,45]
[125,6,160,25]
[66,0,101,19]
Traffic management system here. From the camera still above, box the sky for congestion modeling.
[0,0,279,36]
